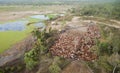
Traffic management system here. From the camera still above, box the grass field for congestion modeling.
[0,24,35,53]
[0,18,37,53]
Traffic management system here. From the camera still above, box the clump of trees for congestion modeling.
[72,2,120,20]
[24,28,59,70]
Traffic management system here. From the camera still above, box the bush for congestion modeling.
[24,28,49,70]
[49,63,61,73]
[24,28,59,70]
[97,56,113,72]
[48,56,62,73]
[109,33,120,53]
[24,48,40,70]
[98,41,113,56]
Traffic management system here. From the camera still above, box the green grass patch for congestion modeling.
[46,14,58,19]
[0,23,35,53]
[28,18,40,22]
[0,15,46,53]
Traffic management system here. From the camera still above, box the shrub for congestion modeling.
[49,63,61,73]
[24,28,58,70]
[24,28,49,70]
[24,48,40,70]
[98,41,113,56]
[97,56,113,72]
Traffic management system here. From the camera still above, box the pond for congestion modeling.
[0,15,48,31]
[0,21,28,31]
[30,15,49,20]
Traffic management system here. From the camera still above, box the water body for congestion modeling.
[0,15,49,31]
[0,21,28,31]
[0,14,64,31]
[30,15,49,20]
[35,22,45,27]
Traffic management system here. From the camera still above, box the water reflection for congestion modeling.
[0,15,48,31]
[35,22,45,27]
[0,21,28,31]
[0,14,61,31]
[30,15,49,20]
[35,22,45,31]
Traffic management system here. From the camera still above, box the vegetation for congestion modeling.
[0,64,25,73]
[71,1,120,72]
[0,0,120,73]
[0,19,35,53]
[24,27,59,70]
[24,26,70,72]
[49,64,61,73]
[87,24,120,73]
[72,1,120,20]
[49,57,62,73]
[0,29,32,53]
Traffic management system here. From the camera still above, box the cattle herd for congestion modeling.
[50,24,100,61]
